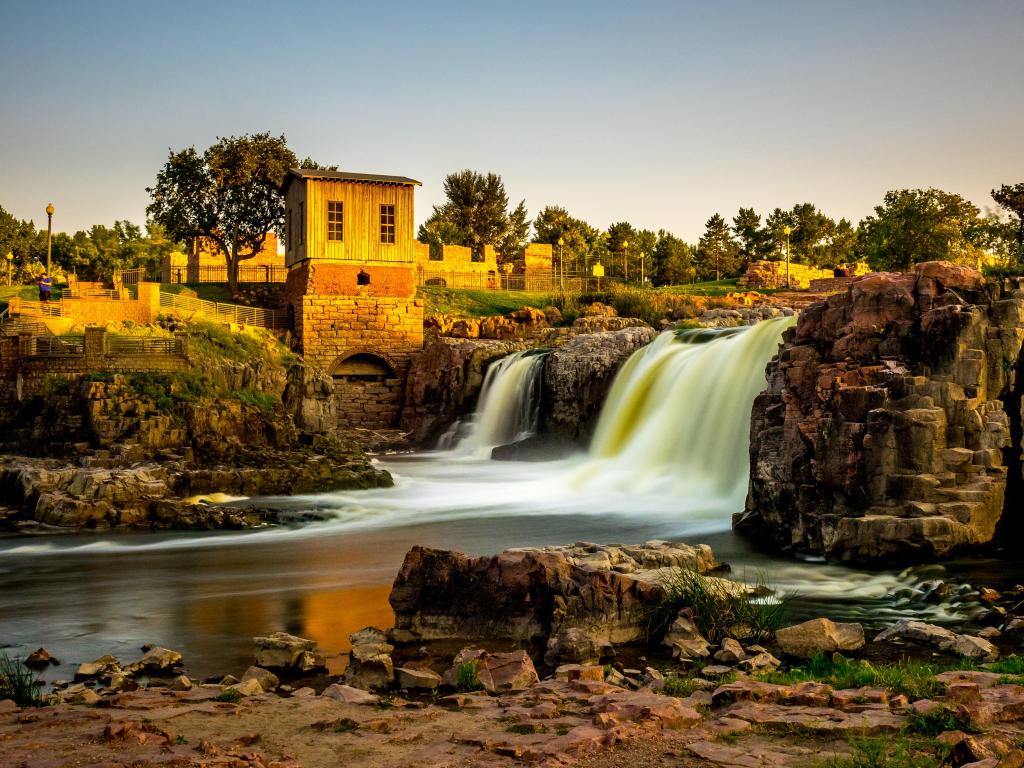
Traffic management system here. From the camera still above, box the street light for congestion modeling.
[783,225,792,289]
[5,251,13,287]
[640,251,646,286]
[622,239,629,281]
[45,203,55,275]
[557,236,565,292]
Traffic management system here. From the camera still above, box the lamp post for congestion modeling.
[783,225,792,289]
[622,240,629,282]
[557,236,565,293]
[5,251,12,287]
[640,251,646,286]
[45,203,55,275]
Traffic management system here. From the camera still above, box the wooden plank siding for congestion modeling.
[286,179,415,267]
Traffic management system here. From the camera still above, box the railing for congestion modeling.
[106,335,183,355]
[116,267,149,286]
[9,297,63,318]
[159,291,288,329]
[164,264,289,284]
[63,288,121,300]
[21,335,84,357]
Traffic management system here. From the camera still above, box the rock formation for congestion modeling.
[388,541,718,665]
[738,262,1024,564]
[540,326,657,441]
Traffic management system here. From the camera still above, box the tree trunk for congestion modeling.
[227,247,240,296]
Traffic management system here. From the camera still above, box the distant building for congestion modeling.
[281,169,425,430]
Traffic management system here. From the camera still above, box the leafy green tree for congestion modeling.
[605,222,637,279]
[147,133,296,294]
[764,208,795,261]
[697,214,740,281]
[419,170,527,264]
[298,157,339,171]
[992,183,1024,262]
[789,203,836,265]
[532,206,602,275]
[651,231,694,285]
[858,188,984,272]
[732,208,772,263]
[827,218,858,268]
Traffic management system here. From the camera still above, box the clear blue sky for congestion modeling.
[1,0,1022,240]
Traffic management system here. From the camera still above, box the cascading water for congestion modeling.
[453,348,548,456]
[572,316,796,502]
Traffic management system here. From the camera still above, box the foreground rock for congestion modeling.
[775,618,865,659]
[389,540,717,661]
[739,262,1024,564]
[874,619,999,661]
[253,632,327,673]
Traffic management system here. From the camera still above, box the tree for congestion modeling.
[532,206,602,275]
[147,133,296,294]
[764,208,795,261]
[858,188,983,272]
[419,170,527,264]
[298,156,339,171]
[651,231,694,285]
[992,183,1024,262]
[789,203,836,266]
[696,214,740,281]
[605,222,636,279]
[732,208,772,264]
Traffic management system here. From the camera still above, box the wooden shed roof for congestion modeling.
[284,168,421,192]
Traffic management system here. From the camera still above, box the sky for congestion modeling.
[1,0,1022,241]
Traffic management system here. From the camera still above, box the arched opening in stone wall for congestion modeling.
[331,353,395,382]
[330,352,403,429]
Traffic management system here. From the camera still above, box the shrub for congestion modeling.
[0,654,45,707]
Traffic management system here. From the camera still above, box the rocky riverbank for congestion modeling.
[6,541,1024,767]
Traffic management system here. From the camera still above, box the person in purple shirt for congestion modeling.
[38,274,52,302]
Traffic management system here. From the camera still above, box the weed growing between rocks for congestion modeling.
[825,734,941,768]
[756,653,947,700]
[455,660,483,692]
[904,706,972,737]
[651,568,790,642]
[0,653,45,707]
[215,688,242,703]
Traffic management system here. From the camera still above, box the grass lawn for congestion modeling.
[417,286,559,317]
[159,283,236,303]
[654,278,782,297]
[0,284,63,308]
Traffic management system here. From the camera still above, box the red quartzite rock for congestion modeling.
[737,262,1024,564]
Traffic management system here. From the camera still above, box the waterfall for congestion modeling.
[573,316,795,502]
[454,349,548,455]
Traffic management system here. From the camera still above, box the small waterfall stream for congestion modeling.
[453,348,548,456]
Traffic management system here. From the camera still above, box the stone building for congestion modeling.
[281,169,425,430]
[161,233,285,284]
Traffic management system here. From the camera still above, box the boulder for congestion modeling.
[75,655,120,680]
[662,616,711,660]
[343,627,394,689]
[543,627,607,666]
[775,618,865,658]
[442,649,539,693]
[321,683,378,705]
[126,647,182,675]
[874,619,999,661]
[714,637,747,664]
[395,667,442,690]
[168,675,192,691]
[253,632,326,672]
[240,666,280,692]
[24,648,56,669]
[225,678,264,697]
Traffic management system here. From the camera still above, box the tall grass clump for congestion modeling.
[0,653,45,707]
[757,653,947,700]
[650,568,790,643]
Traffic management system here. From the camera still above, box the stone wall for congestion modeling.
[12,283,162,327]
[738,261,870,290]
[737,262,1024,564]
[283,260,424,429]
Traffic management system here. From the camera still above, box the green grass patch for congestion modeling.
[0,653,46,707]
[904,705,971,737]
[159,283,235,303]
[650,568,790,643]
[825,734,943,768]
[987,654,1024,675]
[231,389,278,415]
[215,688,242,703]
[455,660,484,692]
[417,286,558,318]
[757,654,947,701]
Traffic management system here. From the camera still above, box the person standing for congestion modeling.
[38,273,52,302]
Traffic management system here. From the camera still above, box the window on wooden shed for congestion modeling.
[327,201,344,241]
[380,204,396,244]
